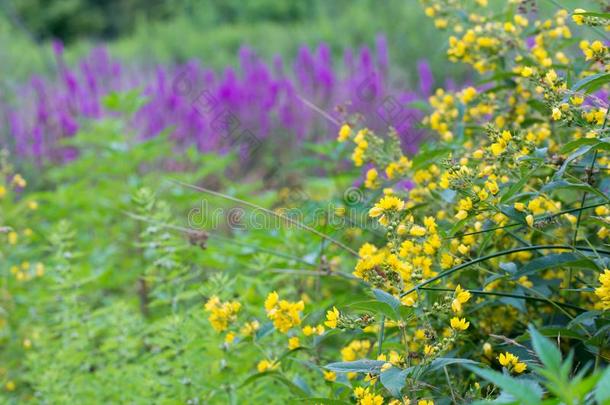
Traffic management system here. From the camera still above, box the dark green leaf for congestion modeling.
[514,252,599,278]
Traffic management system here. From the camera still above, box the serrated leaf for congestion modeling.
[466,366,543,405]
[528,325,562,371]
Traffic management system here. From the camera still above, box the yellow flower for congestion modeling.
[572,9,585,25]
[323,370,337,382]
[0,185,5,199]
[485,180,499,195]
[409,225,427,237]
[28,201,38,210]
[204,296,241,332]
[526,214,534,227]
[514,202,526,212]
[240,320,260,337]
[451,285,472,313]
[338,124,351,142]
[265,292,304,333]
[369,195,405,218]
[435,18,448,29]
[490,141,506,156]
[353,386,384,405]
[325,306,340,328]
[552,108,562,120]
[455,210,468,220]
[450,317,470,331]
[418,400,434,405]
[521,67,534,78]
[257,359,279,373]
[595,269,610,310]
[288,336,300,350]
[498,352,527,374]
[225,332,236,344]
[8,231,18,245]
[483,342,493,357]
[5,381,16,392]
[544,69,557,86]
[365,168,379,189]
[571,95,584,106]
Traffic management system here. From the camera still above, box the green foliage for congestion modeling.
[469,325,610,405]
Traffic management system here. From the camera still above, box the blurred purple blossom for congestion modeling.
[3,36,432,163]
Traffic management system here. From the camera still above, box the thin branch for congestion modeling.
[171,179,360,257]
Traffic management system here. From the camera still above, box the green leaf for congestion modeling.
[349,300,398,320]
[561,137,610,154]
[528,325,562,371]
[514,252,599,278]
[324,360,386,374]
[466,366,543,405]
[568,311,600,329]
[411,147,451,171]
[428,357,480,372]
[373,288,401,309]
[380,366,412,397]
[542,180,609,202]
[595,366,610,403]
[500,166,537,204]
[296,398,351,405]
[240,371,309,397]
[296,399,352,405]
[572,73,610,94]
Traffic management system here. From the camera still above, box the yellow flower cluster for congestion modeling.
[341,340,371,361]
[595,269,610,310]
[353,386,384,405]
[10,262,45,282]
[498,352,527,373]
[204,296,241,332]
[264,291,304,333]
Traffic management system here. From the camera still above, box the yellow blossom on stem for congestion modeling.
[325,306,340,328]
[338,124,351,142]
[257,359,279,373]
[323,370,337,382]
[498,352,527,373]
[288,336,300,350]
[264,292,304,333]
[451,285,472,313]
[450,317,470,331]
[595,269,610,310]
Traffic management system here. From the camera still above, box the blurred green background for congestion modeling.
[1,0,456,85]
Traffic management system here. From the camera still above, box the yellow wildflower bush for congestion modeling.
[198,2,610,403]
